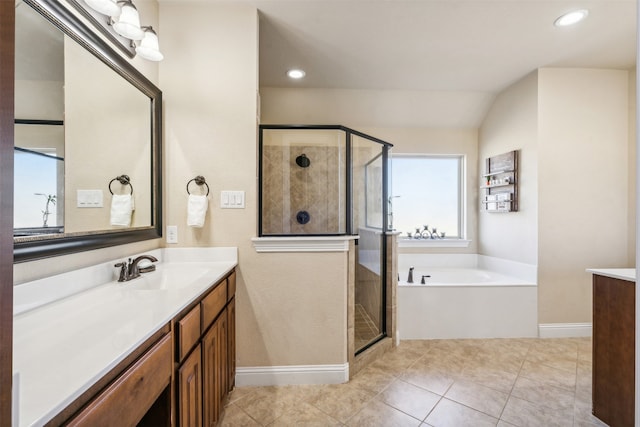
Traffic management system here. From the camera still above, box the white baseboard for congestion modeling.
[538,323,592,338]
[235,363,349,387]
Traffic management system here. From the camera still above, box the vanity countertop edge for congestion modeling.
[586,268,636,282]
[13,247,238,427]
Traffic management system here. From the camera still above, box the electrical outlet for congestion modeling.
[166,225,178,244]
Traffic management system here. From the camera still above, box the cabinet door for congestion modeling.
[202,320,220,427]
[202,310,229,427]
[593,275,635,427]
[179,345,202,427]
[218,311,228,408]
[227,298,236,391]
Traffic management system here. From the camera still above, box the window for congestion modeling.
[390,155,464,239]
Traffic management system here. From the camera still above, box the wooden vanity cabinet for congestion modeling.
[176,269,236,427]
[44,269,236,427]
[62,330,173,427]
[592,274,635,427]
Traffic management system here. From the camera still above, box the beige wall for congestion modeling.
[479,68,633,325]
[159,3,348,368]
[14,80,63,120]
[478,72,539,264]
[259,87,494,128]
[14,239,159,284]
[537,68,631,324]
[235,252,348,366]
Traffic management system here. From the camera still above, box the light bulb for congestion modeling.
[85,0,120,17]
[136,27,164,61]
[113,1,144,40]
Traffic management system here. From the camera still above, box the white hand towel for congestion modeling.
[110,194,133,227]
[187,194,208,228]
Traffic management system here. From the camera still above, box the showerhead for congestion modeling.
[296,154,311,168]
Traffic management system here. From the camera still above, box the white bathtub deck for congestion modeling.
[397,254,538,339]
[398,283,538,339]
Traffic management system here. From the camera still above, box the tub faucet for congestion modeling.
[115,254,158,282]
[421,275,431,284]
[407,267,414,283]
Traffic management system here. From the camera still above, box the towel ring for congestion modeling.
[109,175,133,195]
[187,175,210,196]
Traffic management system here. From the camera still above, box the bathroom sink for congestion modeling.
[125,263,212,291]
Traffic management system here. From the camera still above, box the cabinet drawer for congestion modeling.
[202,280,227,330]
[178,304,201,362]
[67,333,172,427]
[227,270,236,301]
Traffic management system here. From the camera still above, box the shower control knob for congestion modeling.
[296,210,311,224]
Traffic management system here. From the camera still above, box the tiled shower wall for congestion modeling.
[355,262,382,335]
[354,227,383,332]
[262,145,345,234]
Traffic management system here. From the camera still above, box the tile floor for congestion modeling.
[220,337,609,426]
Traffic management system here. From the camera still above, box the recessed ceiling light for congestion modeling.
[554,9,589,27]
[287,69,306,79]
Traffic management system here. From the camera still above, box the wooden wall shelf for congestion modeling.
[482,150,518,213]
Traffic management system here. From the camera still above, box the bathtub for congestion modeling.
[398,255,538,339]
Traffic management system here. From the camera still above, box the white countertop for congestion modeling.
[587,268,636,282]
[13,248,237,427]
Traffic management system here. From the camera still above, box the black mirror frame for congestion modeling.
[14,0,162,263]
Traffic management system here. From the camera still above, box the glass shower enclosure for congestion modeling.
[258,125,392,354]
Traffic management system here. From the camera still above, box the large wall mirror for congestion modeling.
[14,0,162,262]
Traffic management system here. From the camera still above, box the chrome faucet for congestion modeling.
[407,267,414,283]
[114,255,158,282]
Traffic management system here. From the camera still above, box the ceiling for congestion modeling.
[16,0,638,127]
[252,0,636,126]
[15,1,64,82]
[256,0,636,92]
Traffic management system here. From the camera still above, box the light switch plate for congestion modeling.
[221,191,245,209]
[77,190,103,208]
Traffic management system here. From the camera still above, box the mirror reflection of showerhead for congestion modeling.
[296,154,311,168]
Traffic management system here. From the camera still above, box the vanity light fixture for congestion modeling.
[135,26,164,61]
[82,0,161,61]
[85,0,121,17]
[287,69,306,79]
[112,0,144,40]
[554,9,589,27]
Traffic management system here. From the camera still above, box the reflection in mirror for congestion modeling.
[14,0,65,236]
[14,0,162,262]
[14,121,65,235]
[63,33,151,233]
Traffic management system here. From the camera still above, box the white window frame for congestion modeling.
[391,154,469,248]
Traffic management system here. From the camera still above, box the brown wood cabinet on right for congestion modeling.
[592,273,635,427]
[176,270,236,427]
